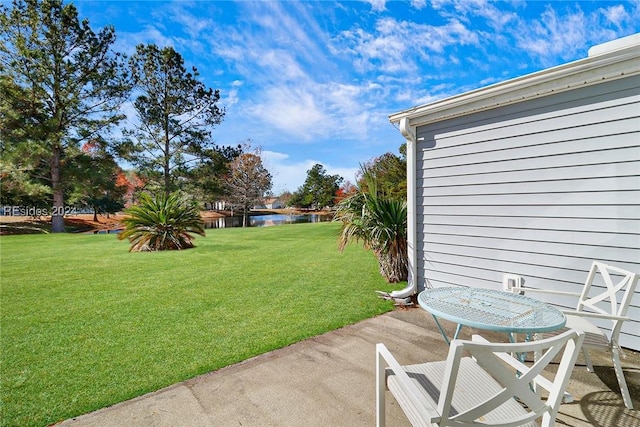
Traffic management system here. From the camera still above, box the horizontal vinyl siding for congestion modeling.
[414,75,640,350]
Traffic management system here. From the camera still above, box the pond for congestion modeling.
[93,229,123,234]
[204,213,332,229]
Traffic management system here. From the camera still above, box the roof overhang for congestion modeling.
[389,33,640,130]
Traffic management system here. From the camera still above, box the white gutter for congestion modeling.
[387,117,418,299]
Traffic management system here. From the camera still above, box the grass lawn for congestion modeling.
[0,222,402,427]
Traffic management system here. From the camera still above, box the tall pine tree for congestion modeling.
[0,0,130,232]
[122,44,225,196]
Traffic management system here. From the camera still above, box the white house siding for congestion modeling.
[413,75,640,350]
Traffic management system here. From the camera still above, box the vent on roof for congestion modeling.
[588,33,640,57]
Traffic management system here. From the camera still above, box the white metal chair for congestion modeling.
[511,261,639,409]
[376,329,585,427]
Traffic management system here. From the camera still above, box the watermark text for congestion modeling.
[1,206,78,217]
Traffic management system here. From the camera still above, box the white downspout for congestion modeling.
[388,117,418,299]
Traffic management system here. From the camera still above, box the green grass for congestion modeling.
[0,223,402,427]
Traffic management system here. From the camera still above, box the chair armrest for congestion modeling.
[376,343,441,423]
[511,287,581,298]
[562,310,631,322]
[511,288,632,322]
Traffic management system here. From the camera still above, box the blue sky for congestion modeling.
[73,0,639,194]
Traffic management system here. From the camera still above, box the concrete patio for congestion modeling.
[58,307,640,427]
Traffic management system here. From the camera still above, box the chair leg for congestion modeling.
[612,346,634,410]
[583,348,594,372]
[376,349,386,427]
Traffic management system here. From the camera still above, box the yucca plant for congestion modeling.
[334,171,407,283]
[118,192,205,252]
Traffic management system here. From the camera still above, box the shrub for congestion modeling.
[333,171,407,283]
[118,192,205,251]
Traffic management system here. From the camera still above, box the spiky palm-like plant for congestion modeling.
[334,175,407,283]
[118,192,205,252]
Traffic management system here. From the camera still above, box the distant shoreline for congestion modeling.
[0,209,333,235]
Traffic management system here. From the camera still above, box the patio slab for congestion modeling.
[57,307,640,427]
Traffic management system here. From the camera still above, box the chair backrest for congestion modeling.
[438,329,584,427]
[577,262,639,332]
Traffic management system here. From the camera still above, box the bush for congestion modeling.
[333,172,407,283]
[118,192,205,251]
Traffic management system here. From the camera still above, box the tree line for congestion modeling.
[1,0,406,233]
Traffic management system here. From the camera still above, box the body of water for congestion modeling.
[93,229,122,234]
[204,213,332,229]
[91,213,331,233]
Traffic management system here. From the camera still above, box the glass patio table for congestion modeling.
[418,287,566,345]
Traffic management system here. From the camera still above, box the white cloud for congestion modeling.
[514,6,588,64]
[435,0,518,29]
[261,151,312,193]
[205,3,396,143]
[113,26,175,55]
[242,77,388,142]
[247,85,328,140]
[224,80,243,107]
[256,50,307,82]
[327,165,359,186]
[334,16,480,77]
[162,3,217,40]
[235,1,336,75]
[261,150,359,194]
[424,1,640,70]
[366,0,387,12]
[600,4,630,27]
[208,2,381,142]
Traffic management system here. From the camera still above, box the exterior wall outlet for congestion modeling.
[503,274,524,291]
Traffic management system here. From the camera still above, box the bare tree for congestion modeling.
[224,143,272,227]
